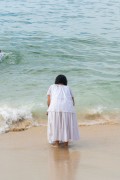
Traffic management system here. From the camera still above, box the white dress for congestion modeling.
[47,84,80,143]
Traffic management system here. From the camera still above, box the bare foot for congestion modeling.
[64,142,68,148]
[51,141,59,148]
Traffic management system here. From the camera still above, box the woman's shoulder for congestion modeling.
[49,84,71,89]
[65,85,71,89]
[48,84,55,87]
[48,84,56,89]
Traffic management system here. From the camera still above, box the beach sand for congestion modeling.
[0,125,120,180]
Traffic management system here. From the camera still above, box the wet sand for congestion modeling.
[0,125,120,180]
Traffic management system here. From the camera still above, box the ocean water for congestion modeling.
[0,0,120,133]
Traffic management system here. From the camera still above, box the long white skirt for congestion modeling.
[47,112,80,143]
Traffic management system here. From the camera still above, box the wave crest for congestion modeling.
[0,105,119,133]
[0,106,33,133]
[79,106,120,126]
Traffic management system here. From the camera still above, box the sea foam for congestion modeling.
[0,106,33,133]
[0,105,119,134]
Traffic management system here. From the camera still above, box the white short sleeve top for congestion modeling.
[47,84,75,113]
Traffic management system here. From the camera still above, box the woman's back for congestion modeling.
[47,84,75,113]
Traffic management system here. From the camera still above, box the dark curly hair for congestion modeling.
[55,75,67,85]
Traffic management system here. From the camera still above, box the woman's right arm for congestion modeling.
[46,95,51,115]
[47,95,51,107]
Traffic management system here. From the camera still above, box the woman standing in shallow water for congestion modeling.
[47,75,80,147]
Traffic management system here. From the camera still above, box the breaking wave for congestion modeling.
[0,106,34,133]
[0,105,119,134]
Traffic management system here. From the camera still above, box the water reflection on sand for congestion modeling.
[48,146,80,180]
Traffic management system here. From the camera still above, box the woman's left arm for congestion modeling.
[72,97,75,106]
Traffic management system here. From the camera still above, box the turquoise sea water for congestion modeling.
[0,0,120,132]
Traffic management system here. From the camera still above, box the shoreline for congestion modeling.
[1,117,119,134]
[0,124,120,180]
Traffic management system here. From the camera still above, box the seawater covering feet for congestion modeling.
[50,141,69,148]
[50,144,59,148]
[64,142,68,148]
[59,142,69,148]
[50,141,60,148]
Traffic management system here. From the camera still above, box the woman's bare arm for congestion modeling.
[46,95,51,115]
[47,95,51,107]
[72,97,75,106]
